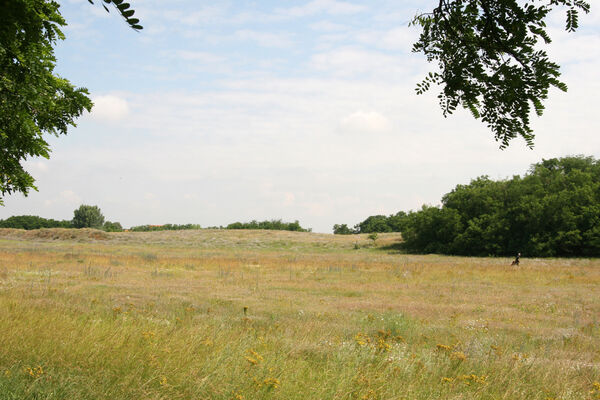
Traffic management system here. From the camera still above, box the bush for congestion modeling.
[103,221,123,232]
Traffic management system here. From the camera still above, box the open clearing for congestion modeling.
[0,228,599,399]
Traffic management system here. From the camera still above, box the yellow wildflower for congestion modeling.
[436,344,452,352]
[450,351,466,361]
[263,377,280,389]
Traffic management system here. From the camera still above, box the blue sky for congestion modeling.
[2,0,599,232]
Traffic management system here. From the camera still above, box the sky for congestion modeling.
[2,0,600,232]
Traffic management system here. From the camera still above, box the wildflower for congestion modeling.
[24,366,44,378]
[436,344,452,352]
[376,338,391,353]
[245,349,263,365]
[245,356,259,365]
[112,306,122,315]
[4,370,11,377]
[394,335,406,343]
[450,351,466,361]
[142,331,156,340]
[233,393,244,400]
[361,389,377,399]
[490,345,502,357]
[159,376,168,386]
[355,332,370,347]
[441,377,453,383]
[263,377,280,389]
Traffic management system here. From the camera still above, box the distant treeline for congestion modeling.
[333,212,408,235]
[129,224,202,232]
[335,156,600,257]
[0,214,123,232]
[226,219,311,232]
[0,215,73,230]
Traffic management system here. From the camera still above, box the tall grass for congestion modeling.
[0,230,598,399]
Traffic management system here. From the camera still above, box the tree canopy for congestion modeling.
[0,0,140,206]
[401,155,600,257]
[72,204,105,229]
[412,0,590,148]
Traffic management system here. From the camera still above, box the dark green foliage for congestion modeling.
[333,212,409,234]
[87,0,143,30]
[402,206,463,254]
[103,221,123,232]
[333,224,353,235]
[0,215,72,229]
[412,0,590,148]
[0,0,93,205]
[1,0,140,206]
[401,156,600,257]
[226,219,311,232]
[129,224,201,232]
[72,205,105,229]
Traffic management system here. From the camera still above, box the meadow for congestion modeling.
[0,228,598,400]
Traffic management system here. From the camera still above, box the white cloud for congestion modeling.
[233,30,294,48]
[90,95,130,122]
[282,0,366,17]
[309,47,414,78]
[339,111,391,134]
[43,190,82,208]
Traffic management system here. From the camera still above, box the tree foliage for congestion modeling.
[412,0,590,148]
[87,0,142,30]
[0,215,72,229]
[72,204,105,229]
[129,223,201,232]
[401,155,600,257]
[103,221,123,232]
[0,0,92,205]
[0,0,140,206]
[333,212,409,234]
[226,219,311,232]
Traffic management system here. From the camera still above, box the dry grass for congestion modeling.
[0,228,599,399]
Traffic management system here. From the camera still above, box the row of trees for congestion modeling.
[129,224,201,232]
[335,156,600,257]
[226,220,311,232]
[0,205,123,232]
[333,212,409,235]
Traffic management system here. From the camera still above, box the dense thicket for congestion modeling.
[226,220,311,232]
[129,224,201,232]
[334,156,600,257]
[402,156,600,257]
[0,215,72,229]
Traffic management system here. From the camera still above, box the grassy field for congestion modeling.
[0,228,599,400]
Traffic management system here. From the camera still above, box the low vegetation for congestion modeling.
[0,228,598,399]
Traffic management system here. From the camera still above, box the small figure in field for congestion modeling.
[511,252,521,266]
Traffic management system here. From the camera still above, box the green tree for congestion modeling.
[72,205,105,229]
[102,221,123,232]
[333,223,354,235]
[0,0,140,206]
[413,0,590,148]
